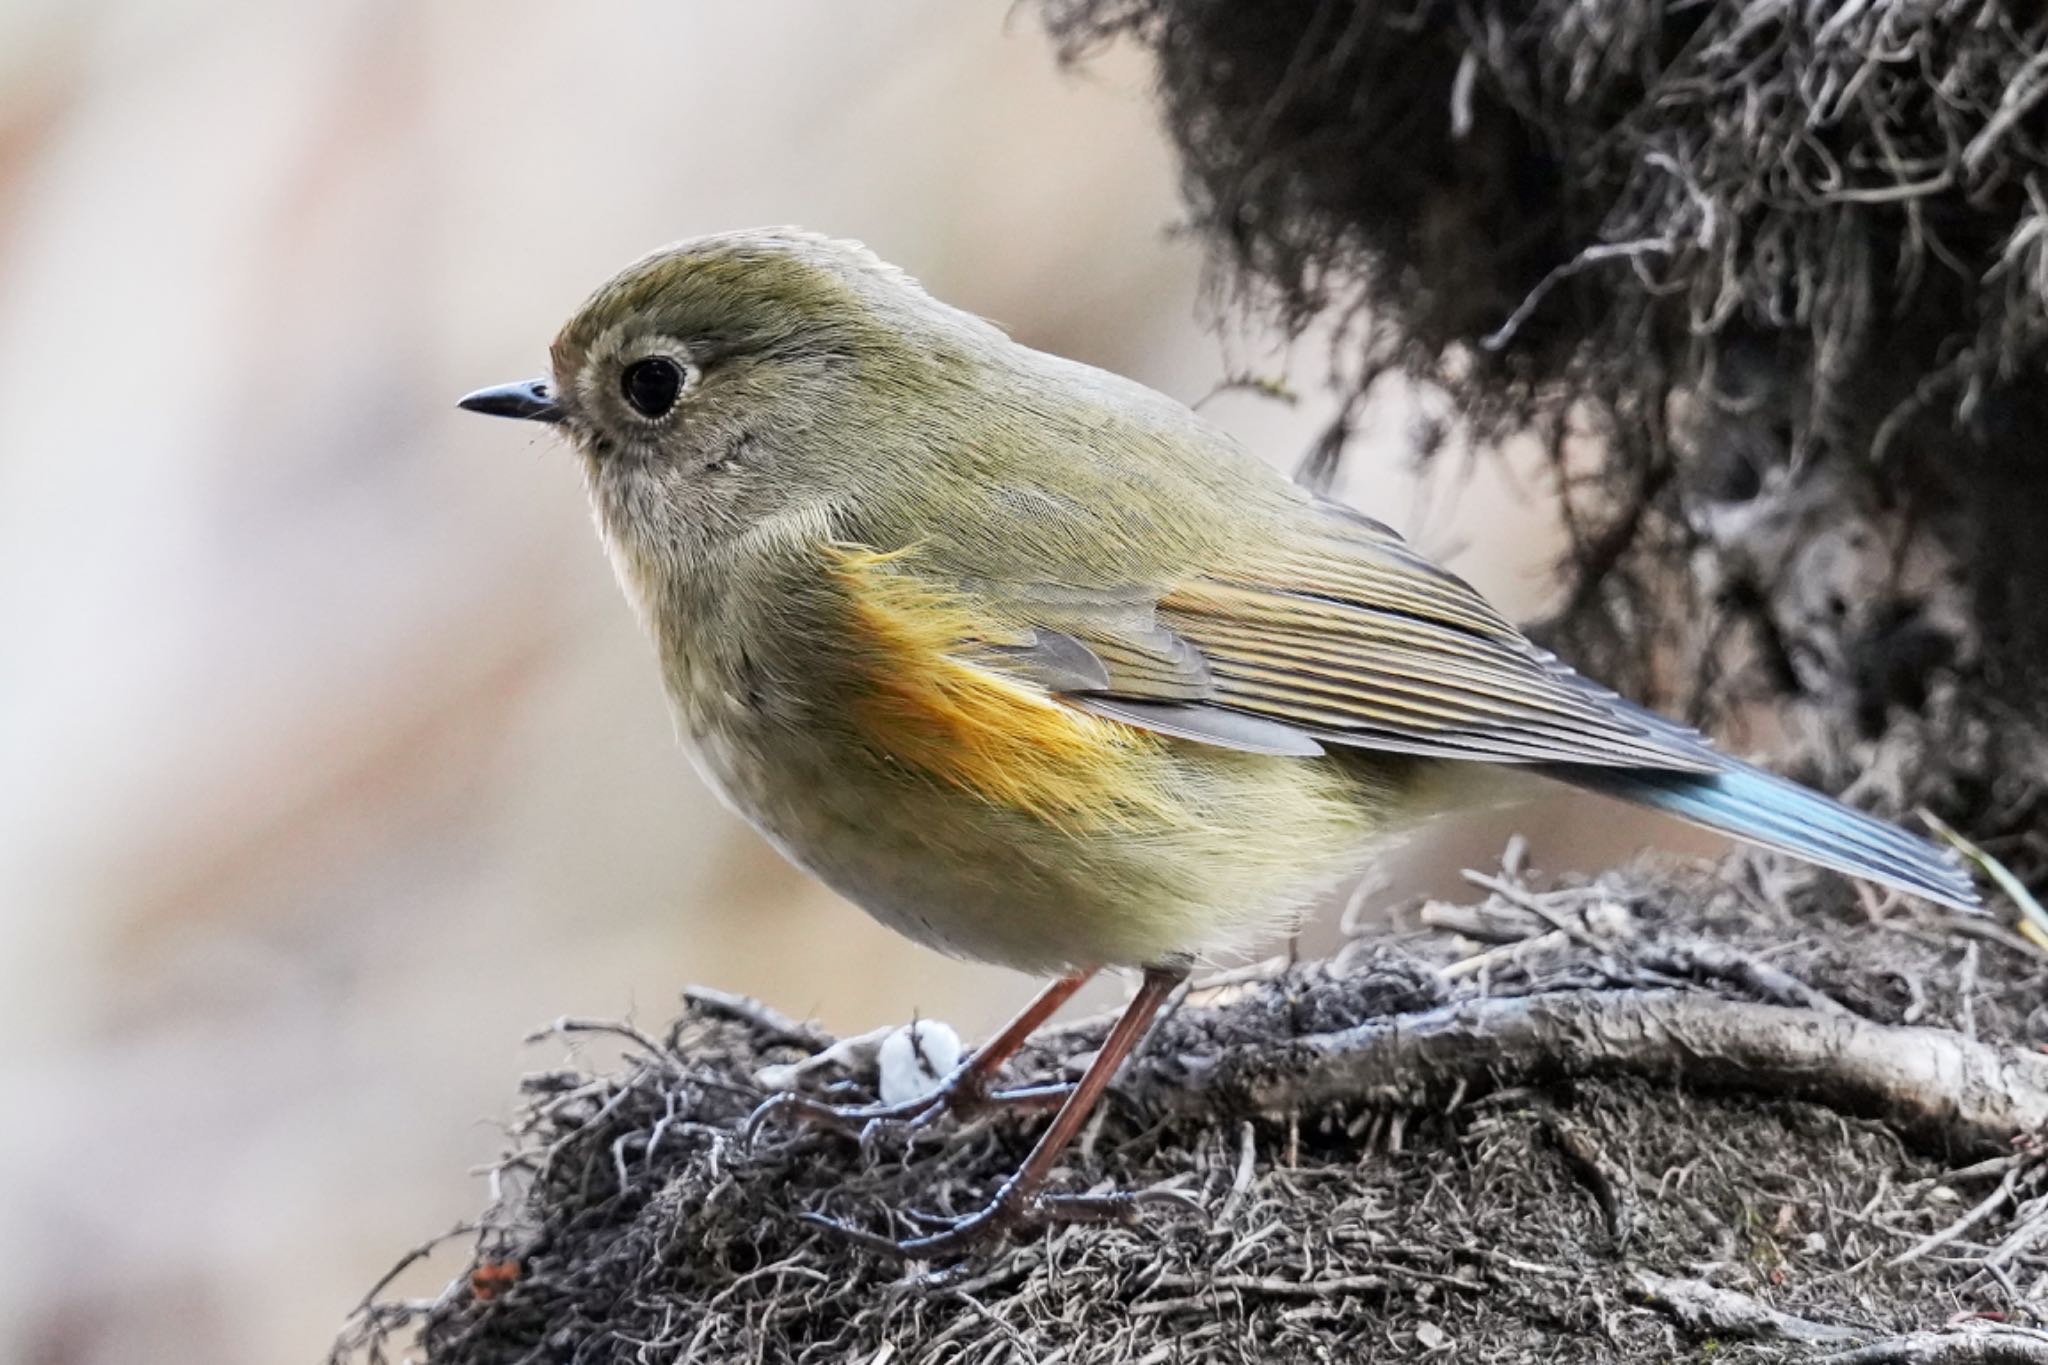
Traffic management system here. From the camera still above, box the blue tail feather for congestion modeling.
[1548,757,1980,912]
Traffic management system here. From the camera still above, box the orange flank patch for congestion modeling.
[825,544,1173,831]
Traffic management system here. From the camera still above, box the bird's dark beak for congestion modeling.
[457,377,562,424]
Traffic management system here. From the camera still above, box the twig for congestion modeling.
[1891,1164,2025,1267]
[1461,871,1604,952]
[1217,1121,1258,1222]
[681,985,833,1050]
[1189,957,1294,996]
[1817,1327,2048,1363]
[1439,930,1569,981]
[1631,1269,1860,1343]
[1963,47,2048,175]
[1543,1111,1633,1243]
[1961,943,1982,1042]
[1631,937,1849,1016]
[1986,1200,2048,1272]
[1142,1272,1393,1304]
[1419,898,1546,946]
[346,1222,481,1317]
[1921,809,2048,956]
[525,1016,685,1076]
[1481,236,1675,351]
[1128,990,2048,1158]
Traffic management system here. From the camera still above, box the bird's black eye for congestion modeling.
[620,356,684,419]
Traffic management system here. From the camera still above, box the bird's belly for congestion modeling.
[680,709,1413,973]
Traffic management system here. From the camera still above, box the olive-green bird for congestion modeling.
[460,228,1979,1258]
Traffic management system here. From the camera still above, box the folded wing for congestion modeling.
[906,501,1973,909]
[1000,501,1719,773]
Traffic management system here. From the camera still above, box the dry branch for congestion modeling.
[1631,1269,1859,1345]
[1817,1329,2048,1364]
[1134,989,2048,1160]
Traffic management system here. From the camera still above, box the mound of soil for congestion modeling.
[335,858,2048,1363]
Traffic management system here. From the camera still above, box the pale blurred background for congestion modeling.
[0,3,1692,1362]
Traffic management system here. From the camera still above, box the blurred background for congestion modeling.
[0,3,1699,1361]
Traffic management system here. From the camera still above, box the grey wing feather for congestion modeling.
[1070,696,1328,757]
[982,628,1112,693]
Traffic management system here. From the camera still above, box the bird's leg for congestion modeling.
[804,964,1196,1260]
[744,968,1094,1145]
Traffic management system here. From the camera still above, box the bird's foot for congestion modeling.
[800,1180,1205,1261]
[744,1074,1073,1150]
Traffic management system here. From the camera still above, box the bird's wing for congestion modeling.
[977,500,1723,773]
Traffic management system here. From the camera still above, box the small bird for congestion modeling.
[460,228,1979,1258]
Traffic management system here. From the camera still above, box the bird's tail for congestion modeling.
[1548,756,1981,912]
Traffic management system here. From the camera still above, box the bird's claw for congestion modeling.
[744,1076,1074,1151]
[742,1088,940,1149]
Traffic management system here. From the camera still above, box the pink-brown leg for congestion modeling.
[802,965,1197,1259]
[744,969,1095,1146]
